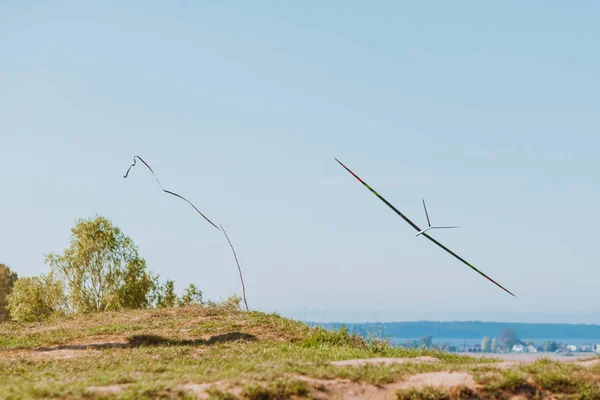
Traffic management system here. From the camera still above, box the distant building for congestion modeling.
[566,345,577,352]
[595,344,600,353]
[512,344,524,353]
[527,345,537,353]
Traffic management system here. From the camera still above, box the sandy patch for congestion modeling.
[297,373,475,400]
[398,371,475,389]
[182,383,219,399]
[295,376,405,400]
[34,348,94,360]
[182,370,478,400]
[331,356,441,367]
[1,348,100,360]
[576,358,600,368]
[86,384,130,395]
[181,381,242,399]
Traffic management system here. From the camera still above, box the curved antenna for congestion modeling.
[123,156,221,231]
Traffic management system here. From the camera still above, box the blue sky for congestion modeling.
[2,1,599,323]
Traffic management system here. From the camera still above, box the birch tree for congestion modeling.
[45,215,153,313]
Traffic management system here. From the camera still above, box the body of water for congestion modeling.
[389,337,600,346]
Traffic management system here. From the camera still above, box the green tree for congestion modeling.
[491,337,499,353]
[45,215,155,313]
[543,340,558,352]
[419,335,433,348]
[499,328,519,350]
[481,336,492,352]
[179,283,203,306]
[154,280,178,308]
[116,258,155,309]
[6,273,65,322]
[0,264,18,322]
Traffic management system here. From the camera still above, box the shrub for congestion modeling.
[0,263,18,322]
[179,283,203,306]
[6,274,65,322]
[205,294,242,311]
[153,279,178,308]
[301,324,365,348]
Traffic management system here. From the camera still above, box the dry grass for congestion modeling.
[1,306,599,399]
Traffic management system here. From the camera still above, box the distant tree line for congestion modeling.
[389,329,562,353]
[321,321,600,341]
[332,327,563,353]
[480,330,558,353]
[1,215,240,323]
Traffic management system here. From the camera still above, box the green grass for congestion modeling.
[469,358,600,400]
[240,378,310,400]
[396,386,449,400]
[2,306,599,399]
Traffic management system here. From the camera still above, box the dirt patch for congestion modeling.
[33,348,96,360]
[398,371,475,389]
[86,384,130,395]
[490,356,600,369]
[181,381,242,399]
[492,361,525,370]
[296,372,475,400]
[331,356,441,367]
[181,373,471,400]
[1,348,99,360]
[576,358,600,368]
[295,376,405,400]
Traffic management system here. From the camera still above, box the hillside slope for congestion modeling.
[1,306,599,399]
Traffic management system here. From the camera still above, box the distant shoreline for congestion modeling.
[311,321,600,340]
[465,352,596,362]
[389,337,600,346]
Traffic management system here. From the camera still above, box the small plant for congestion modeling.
[179,283,204,306]
[205,294,242,311]
[301,324,365,348]
[221,294,242,311]
[241,379,309,400]
[534,369,580,393]
[498,369,529,391]
[206,388,238,400]
[366,336,391,353]
[396,386,448,400]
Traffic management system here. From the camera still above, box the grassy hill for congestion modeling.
[1,305,599,399]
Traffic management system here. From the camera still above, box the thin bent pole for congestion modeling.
[221,224,249,311]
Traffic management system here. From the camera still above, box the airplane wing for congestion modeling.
[335,158,515,297]
[422,199,432,227]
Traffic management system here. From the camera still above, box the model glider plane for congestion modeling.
[335,158,515,297]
